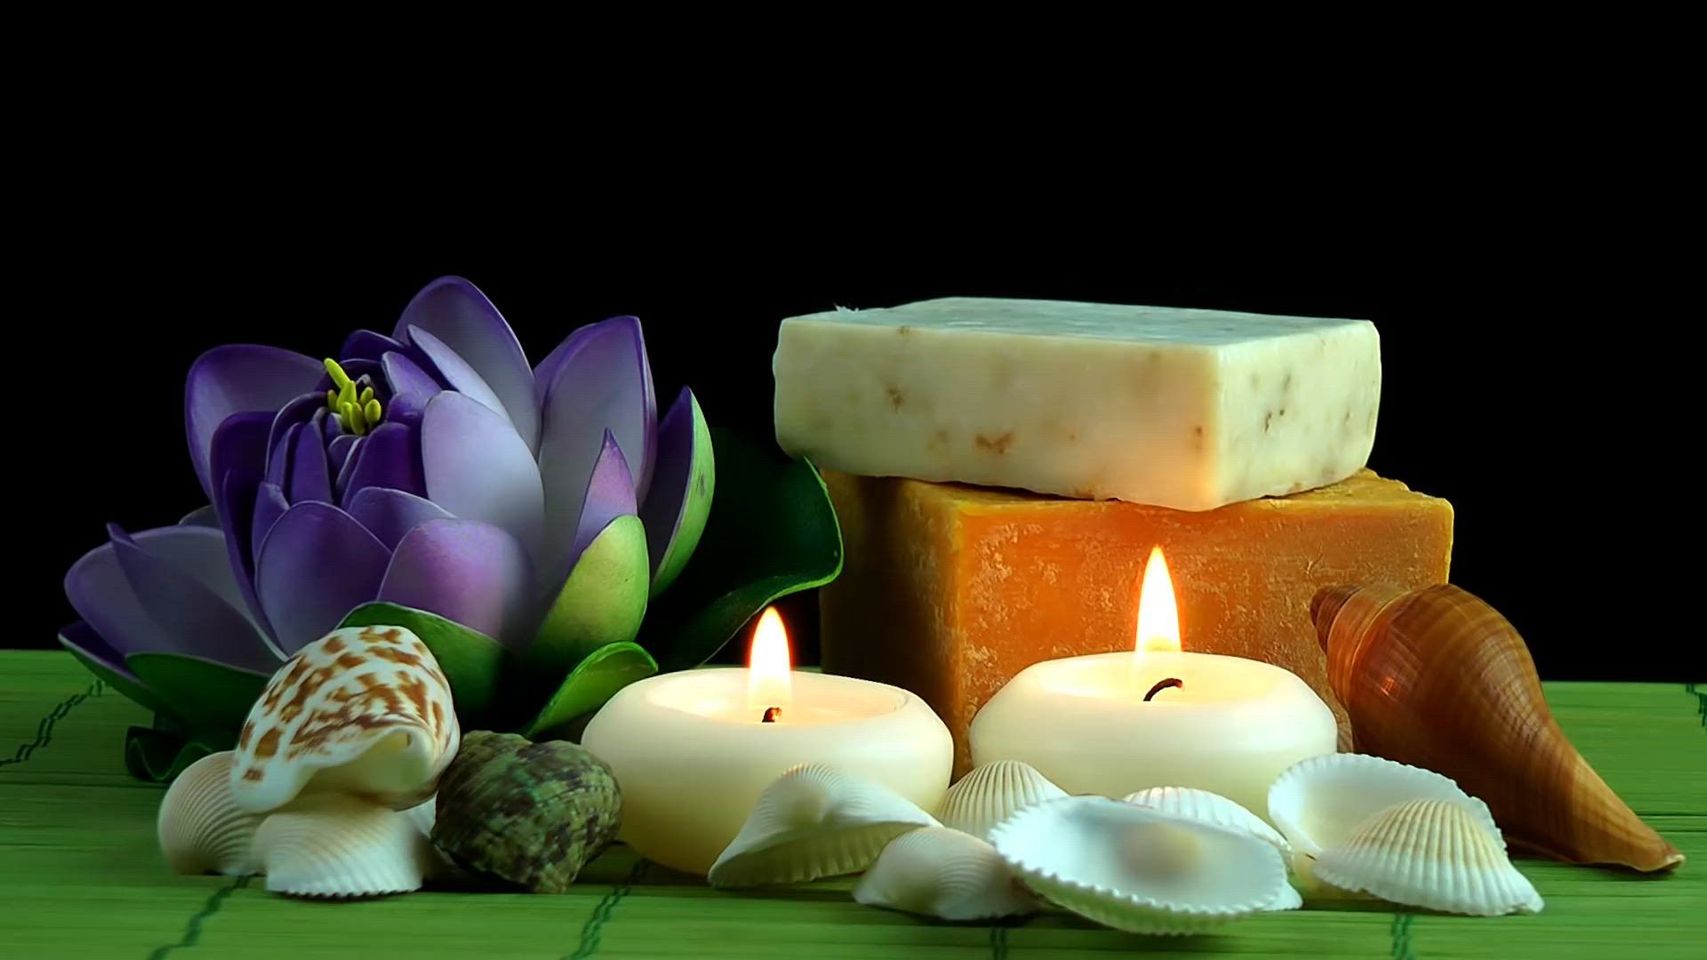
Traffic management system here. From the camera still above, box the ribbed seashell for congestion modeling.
[708,763,940,888]
[1122,786,1288,855]
[990,796,1296,935]
[1267,752,1497,859]
[1313,583,1682,872]
[157,751,262,876]
[937,760,1066,841]
[1315,798,1544,916]
[230,625,460,814]
[252,794,436,897]
[854,827,1038,920]
[430,732,621,893]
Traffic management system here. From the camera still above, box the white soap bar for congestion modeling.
[772,298,1380,511]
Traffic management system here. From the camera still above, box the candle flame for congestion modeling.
[1135,546,1183,658]
[747,606,793,719]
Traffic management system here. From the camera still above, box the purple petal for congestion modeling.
[333,434,366,499]
[66,539,195,658]
[545,431,639,591]
[381,351,442,424]
[378,519,533,647]
[255,502,391,654]
[328,434,359,476]
[266,422,301,489]
[250,482,290,567]
[340,329,406,363]
[267,393,324,462]
[532,323,598,409]
[338,422,425,505]
[107,524,280,671]
[346,487,455,550]
[639,387,711,585]
[407,327,515,429]
[395,277,540,453]
[185,345,324,500]
[422,391,545,560]
[287,413,333,504]
[179,505,221,528]
[208,411,275,631]
[537,317,657,563]
[59,619,142,682]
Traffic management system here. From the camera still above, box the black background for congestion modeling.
[17,166,1699,682]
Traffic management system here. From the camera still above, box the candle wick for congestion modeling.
[762,706,783,723]
[1143,678,1184,702]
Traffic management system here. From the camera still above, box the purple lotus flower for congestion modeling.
[64,277,712,694]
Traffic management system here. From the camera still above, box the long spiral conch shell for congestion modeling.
[1312,583,1682,872]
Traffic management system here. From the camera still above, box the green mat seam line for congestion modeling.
[564,859,649,960]
[1390,912,1416,960]
[145,873,252,960]
[0,679,104,769]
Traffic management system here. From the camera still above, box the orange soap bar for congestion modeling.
[820,469,1453,774]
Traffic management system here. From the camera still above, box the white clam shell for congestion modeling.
[252,794,436,898]
[708,763,940,888]
[157,751,262,876]
[1267,753,1497,858]
[937,760,1066,841]
[1122,786,1289,855]
[990,796,1296,935]
[1315,798,1543,916]
[854,827,1039,921]
[230,625,460,814]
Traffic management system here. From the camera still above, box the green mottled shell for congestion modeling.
[430,731,621,893]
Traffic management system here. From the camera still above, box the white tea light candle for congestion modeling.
[969,548,1336,817]
[582,609,953,875]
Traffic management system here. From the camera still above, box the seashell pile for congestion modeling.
[744,751,1554,933]
[429,731,622,893]
[156,626,460,898]
[1268,752,1543,916]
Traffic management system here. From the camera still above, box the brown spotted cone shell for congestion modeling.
[1312,583,1683,872]
[430,731,621,892]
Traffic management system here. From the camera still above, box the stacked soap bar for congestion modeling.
[774,297,1382,511]
[819,470,1454,773]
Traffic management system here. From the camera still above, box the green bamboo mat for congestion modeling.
[2,652,1702,960]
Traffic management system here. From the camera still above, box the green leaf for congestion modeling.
[641,428,843,671]
[124,653,270,736]
[58,631,169,717]
[649,390,716,598]
[338,602,511,726]
[124,721,220,782]
[520,641,659,739]
[529,515,650,678]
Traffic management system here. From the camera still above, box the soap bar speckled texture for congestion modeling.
[818,469,1453,774]
[774,297,1381,511]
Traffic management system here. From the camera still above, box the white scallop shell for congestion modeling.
[157,751,262,876]
[230,625,460,814]
[1122,786,1288,855]
[252,794,436,897]
[854,827,1039,921]
[937,760,1066,841]
[708,763,941,888]
[1267,753,1498,858]
[990,796,1296,935]
[1315,798,1543,916]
